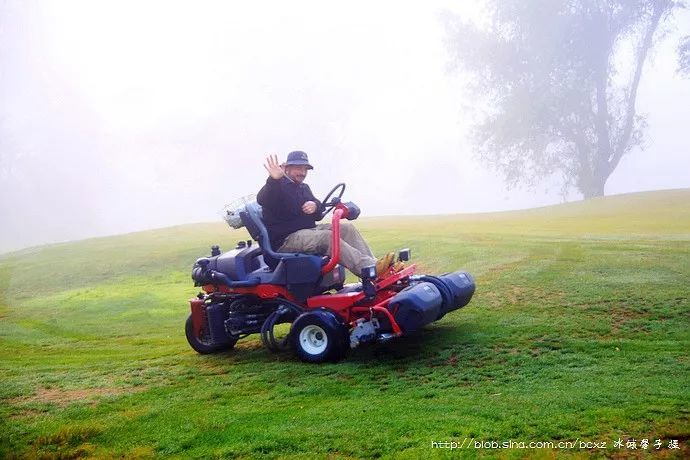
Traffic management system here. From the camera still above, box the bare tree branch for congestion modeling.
[610,0,670,175]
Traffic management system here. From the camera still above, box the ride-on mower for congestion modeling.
[186,183,475,363]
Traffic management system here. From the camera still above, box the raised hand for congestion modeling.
[302,201,317,215]
[263,154,284,180]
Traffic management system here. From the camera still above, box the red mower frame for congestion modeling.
[190,201,412,339]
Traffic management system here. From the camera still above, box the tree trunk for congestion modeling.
[581,0,669,201]
[582,177,606,199]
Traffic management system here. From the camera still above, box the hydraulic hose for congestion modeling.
[260,302,302,352]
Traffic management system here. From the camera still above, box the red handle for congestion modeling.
[320,205,349,274]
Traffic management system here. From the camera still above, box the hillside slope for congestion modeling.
[1,189,688,458]
[366,188,690,236]
[1,189,688,301]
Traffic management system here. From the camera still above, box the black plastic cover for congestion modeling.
[344,202,361,220]
[389,282,442,334]
[206,302,232,345]
[438,271,475,314]
[191,246,263,285]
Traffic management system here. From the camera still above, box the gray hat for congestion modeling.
[284,150,313,169]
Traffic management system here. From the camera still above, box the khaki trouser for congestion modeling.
[277,222,376,276]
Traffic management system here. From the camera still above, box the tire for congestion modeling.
[185,315,237,354]
[290,309,349,363]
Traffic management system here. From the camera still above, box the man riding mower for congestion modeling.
[185,152,475,363]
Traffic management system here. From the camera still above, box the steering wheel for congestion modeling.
[320,183,346,218]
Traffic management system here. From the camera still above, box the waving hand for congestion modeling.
[263,154,284,180]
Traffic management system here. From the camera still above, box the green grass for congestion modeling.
[1,189,689,459]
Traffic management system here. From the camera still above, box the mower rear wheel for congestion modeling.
[185,315,237,354]
[290,310,349,363]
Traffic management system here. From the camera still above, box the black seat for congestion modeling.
[241,202,278,268]
[241,201,321,270]
[239,201,346,300]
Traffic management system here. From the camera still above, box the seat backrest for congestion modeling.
[240,201,282,268]
[241,202,265,244]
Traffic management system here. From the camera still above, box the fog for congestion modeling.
[1,0,689,254]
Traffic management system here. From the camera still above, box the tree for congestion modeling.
[679,34,690,76]
[445,0,682,198]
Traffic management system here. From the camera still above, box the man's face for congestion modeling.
[285,165,309,183]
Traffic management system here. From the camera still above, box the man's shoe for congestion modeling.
[375,252,396,277]
[391,261,405,273]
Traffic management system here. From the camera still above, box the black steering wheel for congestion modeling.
[320,183,346,218]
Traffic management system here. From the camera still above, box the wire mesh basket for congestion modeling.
[221,194,256,229]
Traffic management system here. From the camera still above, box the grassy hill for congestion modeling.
[1,189,689,458]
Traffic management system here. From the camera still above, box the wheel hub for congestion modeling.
[299,324,328,355]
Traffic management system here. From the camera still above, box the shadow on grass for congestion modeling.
[193,320,484,371]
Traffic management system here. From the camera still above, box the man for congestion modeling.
[257,151,398,277]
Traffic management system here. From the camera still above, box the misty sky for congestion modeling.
[1,0,689,253]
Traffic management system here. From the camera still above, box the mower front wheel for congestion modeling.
[290,310,349,363]
[185,315,237,354]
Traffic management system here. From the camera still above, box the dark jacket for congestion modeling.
[257,176,324,249]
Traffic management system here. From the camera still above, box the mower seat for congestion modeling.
[240,202,293,269]
[239,202,345,300]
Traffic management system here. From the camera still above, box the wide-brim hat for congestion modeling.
[284,150,313,169]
